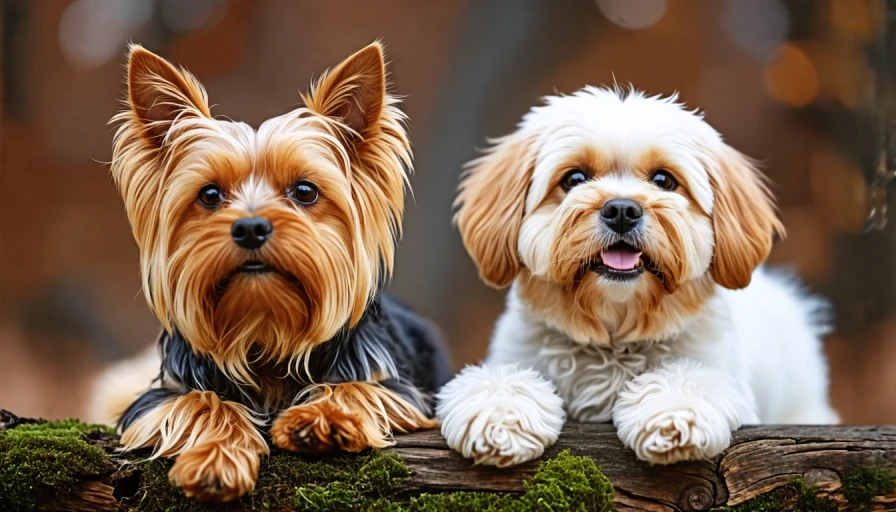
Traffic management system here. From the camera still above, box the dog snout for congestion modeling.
[231,217,273,249]
[600,199,643,234]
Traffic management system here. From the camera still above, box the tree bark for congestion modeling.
[3,408,895,512]
[393,423,896,511]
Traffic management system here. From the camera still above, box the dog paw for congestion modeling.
[617,406,730,464]
[271,401,380,454]
[612,361,751,464]
[436,364,565,467]
[168,443,260,502]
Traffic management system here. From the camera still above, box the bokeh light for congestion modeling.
[159,0,226,34]
[810,143,868,233]
[830,0,880,43]
[763,43,818,107]
[724,0,790,64]
[58,0,153,69]
[595,0,666,30]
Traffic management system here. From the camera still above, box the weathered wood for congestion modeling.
[3,408,895,511]
[390,423,896,511]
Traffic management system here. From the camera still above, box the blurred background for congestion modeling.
[2,0,896,423]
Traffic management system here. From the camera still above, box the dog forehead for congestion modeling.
[524,88,718,214]
[170,115,344,185]
[255,112,350,171]
[527,88,721,162]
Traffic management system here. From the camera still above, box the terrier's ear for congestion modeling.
[303,42,386,137]
[455,132,536,288]
[709,145,785,289]
[126,45,211,145]
[301,42,410,310]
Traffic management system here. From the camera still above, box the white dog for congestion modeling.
[436,87,838,467]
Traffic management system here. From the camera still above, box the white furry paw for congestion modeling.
[612,360,754,465]
[436,364,565,467]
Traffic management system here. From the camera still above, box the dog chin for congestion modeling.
[215,262,302,300]
[581,271,645,304]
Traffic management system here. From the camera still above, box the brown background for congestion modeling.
[1,0,894,423]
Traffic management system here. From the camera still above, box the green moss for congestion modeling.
[844,468,896,511]
[132,450,410,512]
[295,481,358,511]
[7,416,896,512]
[521,449,614,511]
[409,491,516,511]
[0,419,112,511]
[288,452,410,511]
[132,449,612,512]
[2,417,613,512]
[355,451,409,495]
[409,450,614,512]
[712,469,896,512]
[10,417,117,436]
[714,478,837,512]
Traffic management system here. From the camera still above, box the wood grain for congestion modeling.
[3,408,895,511]
[390,424,896,511]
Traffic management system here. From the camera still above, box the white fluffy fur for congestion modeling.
[436,364,564,467]
[438,87,838,467]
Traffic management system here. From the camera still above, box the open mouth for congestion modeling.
[589,241,650,281]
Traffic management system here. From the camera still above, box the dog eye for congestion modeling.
[291,181,319,205]
[650,170,678,191]
[561,169,589,191]
[198,185,224,208]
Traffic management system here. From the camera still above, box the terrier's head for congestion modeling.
[111,43,410,383]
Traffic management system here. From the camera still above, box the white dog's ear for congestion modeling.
[455,133,536,288]
[709,145,785,289]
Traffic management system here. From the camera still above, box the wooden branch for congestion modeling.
[3,408,895,511]
[391,423,896,511]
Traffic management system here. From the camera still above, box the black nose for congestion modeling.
[231,217,273,249]
[600,199,643,234]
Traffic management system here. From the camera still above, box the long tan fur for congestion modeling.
[119,391,268,501]
[109,43,411,387]
[270,382,438,453]
[455,132,537,288]
[706,146,785,289]
[106,42,419,503]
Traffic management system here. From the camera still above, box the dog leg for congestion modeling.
[612,359,758,464]
[270,381,438,454]
[435,364,565,467]
[120,390,268,502]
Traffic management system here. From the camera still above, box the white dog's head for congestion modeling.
[456,87,784,344]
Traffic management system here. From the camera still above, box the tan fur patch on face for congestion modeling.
[270,382,438,454]
[111,44,412,387]
[458,87,784,346]
[119,391,268,502]
[518,269,716,345]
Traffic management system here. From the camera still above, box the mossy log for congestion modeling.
[398,423,896,511]
[2,410,896,511]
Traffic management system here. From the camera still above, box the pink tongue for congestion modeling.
[601,248,642,270]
